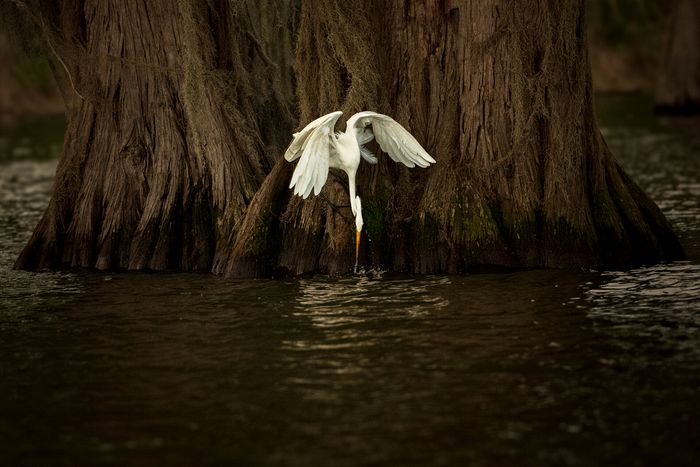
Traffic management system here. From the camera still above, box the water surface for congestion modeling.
[1,97,699,466]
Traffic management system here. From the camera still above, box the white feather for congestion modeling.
[346,111,436,169]
[287,111,342,197]
[284,110,436,255]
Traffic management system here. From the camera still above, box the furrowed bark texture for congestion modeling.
[15,0,295,271]
[214,0,380,276]
[218,0,683,277]
[655,0,700,113]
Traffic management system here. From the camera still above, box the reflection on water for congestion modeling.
[296,275,450,319]
[587,262,700,363]
[1,99,700,466]
[0,159,85,321]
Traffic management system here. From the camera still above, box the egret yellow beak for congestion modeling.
[355,230,361,266]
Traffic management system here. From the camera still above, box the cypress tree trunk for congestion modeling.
[216,0,683,277]
[14,0,295,271]
[655,0,700,113]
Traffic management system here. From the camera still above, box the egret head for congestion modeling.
[355,196,364,233]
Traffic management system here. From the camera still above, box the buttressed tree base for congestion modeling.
[13,0,295,271]
[216,0,683,277]
[14,0,683,276]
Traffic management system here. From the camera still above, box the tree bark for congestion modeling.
[655,0,700,113]
[216,0,683,277]
[14,0,295,271]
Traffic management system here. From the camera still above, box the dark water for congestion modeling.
[1,97,699,466]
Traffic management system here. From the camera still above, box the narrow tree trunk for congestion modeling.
[14,0,295,271]
[655,0,700,113]
[217,0,683,277]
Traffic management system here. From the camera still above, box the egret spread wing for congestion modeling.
[286,111,342,198]
[284,111,342,162]
[347,111,435,168]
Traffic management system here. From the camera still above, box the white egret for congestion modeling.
[284,111,436,272]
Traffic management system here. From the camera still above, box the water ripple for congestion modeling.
[1,102,700,466]
[585,262,700,364]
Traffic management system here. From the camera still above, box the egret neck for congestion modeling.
[354,196,363,274]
